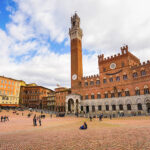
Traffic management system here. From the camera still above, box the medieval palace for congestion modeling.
[66,13,150,117]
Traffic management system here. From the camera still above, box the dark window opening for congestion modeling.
[92,105,95,112]
[116,76,120,81]
[119,104,123,110]
[85,82,88,86]
[104,93,108,98]
[103,68,106,72]
[91,95,95,99]
[118,92,122,97]
[125,91,130,96]
[127,104,131,110]
[103,79,107,84]
[85,95,88,99]
[111,93,115,98]
[96,80,100,85]
[122,62,125,67]
[106,105,109,111]
[137,103,142,110]
[81,106,83,111]
[133,72,138,78]
[97,94,101,99]
[141,70,146,76]
[123,75,128,80]
[109,78,113,82]
[144,88,149,94]
[98,105,101,111]
[90,81,94,86]
[112,105,116,111]
[135,90,140,95]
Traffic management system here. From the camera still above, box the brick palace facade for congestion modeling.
[66,13,150,116]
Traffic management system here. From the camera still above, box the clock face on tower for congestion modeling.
[72,74,77,80]
[110,63,116,69]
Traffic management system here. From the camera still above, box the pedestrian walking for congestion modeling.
[39,117,41,126]
[1,116,3,122]
[90,116,92,121]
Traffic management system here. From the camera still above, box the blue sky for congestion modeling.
[0,0,150,89]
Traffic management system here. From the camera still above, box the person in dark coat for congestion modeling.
[39,117,41,126]
[89,116,92,121]
[1,116,3,122]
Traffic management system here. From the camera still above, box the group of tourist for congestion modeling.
[33,114,42,126]
[1,116,9,122]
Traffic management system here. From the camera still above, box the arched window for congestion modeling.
[111,93,115,98]
[141,70,146,76]
[144,85,149,94]
[125,90,130,96]
[119,104,123,110]
[106,105,109,111]
[133,72,138,78]
[109,78,113,82]
[137,103,142,110]
[127,104,131,110]
[135,87,140,95]
[112,105,116,111]
[116,76,120,81]
[84,82,88,86]
[96,80,100,85]
[97,93,101,99]
[85,95,88,99]
[98,105,101,111]
[103,79,107,84]
[90,81,94,86]
[123,74,128,80]
[92,105,95,112]
[104,93,108,98]
[91,94,95,99]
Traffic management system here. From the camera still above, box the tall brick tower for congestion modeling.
[69,13,83,88]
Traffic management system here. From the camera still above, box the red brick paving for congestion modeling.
[0,110,150,150]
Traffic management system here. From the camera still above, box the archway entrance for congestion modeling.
[146,103,150,113]
[68,99,74,113]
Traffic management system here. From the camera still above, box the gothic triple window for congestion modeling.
[123,74,128,80]
[96,80,100,85]
[125,91,130,96]
[133,72,138,78]
[85,95,88,99]
[91,94,95,99]
[135,89,140,95]
[84,82,88,86]
[90,81,94,86]
[109,78,113,82]
[116,76,120,81]
[141,70,146,76]
[118,92,122,97]
[97,94,101,99]
[111,93,115,98]
[144,88,149,94]
[104,93,108,98]
[103,79,107,84]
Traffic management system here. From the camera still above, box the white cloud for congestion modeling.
[0,0,150,90]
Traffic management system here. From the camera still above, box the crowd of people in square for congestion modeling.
[33,114,42,126]
[0,116,9,122]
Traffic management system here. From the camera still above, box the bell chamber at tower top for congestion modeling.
[69,13,83,40]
